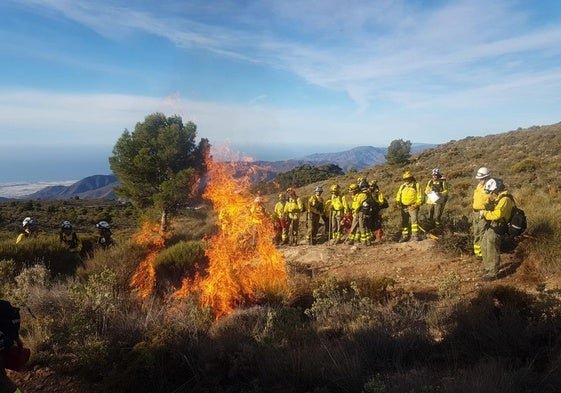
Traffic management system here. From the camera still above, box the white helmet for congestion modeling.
[475,167,490,179]
[314,186,323,193]
[22,217,34,227]
[62,220,72,230]
[484,178,505,194]
[96,221,111,229]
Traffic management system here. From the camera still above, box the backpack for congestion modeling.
[500,195,527,236]
[508,205,527,236]
[0,300,21,352]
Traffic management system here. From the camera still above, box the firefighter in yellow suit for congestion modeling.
[59,221,82,253]
[424,168,448,228]
[273,192,288,245]
[16,217,37,244]
[283,188,304,246]
[395,171,423,242]
[472,167,491,258]
[306,186,325,245]
[347,182,369,245]
[328,184,349,244]
[480,178,514,281]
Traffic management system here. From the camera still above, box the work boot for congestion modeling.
[399,236,409,243]
[414,234,422,241]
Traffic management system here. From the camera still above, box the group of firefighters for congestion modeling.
[15,217,114,251]
[260,165,520,282]
[266,168,449,247]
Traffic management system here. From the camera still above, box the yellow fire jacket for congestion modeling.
[472,183,490,211]
[284,197,303,220]
[482,191,514,223]
[395,181,422,206]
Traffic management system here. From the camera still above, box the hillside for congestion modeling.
[22,175,119,200]
[289,122,561,215]
[5,122,561,393]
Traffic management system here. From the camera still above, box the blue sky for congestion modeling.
[1,0,561,171]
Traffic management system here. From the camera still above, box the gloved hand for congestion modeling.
[408,204,418,211]
[479,210,485,218]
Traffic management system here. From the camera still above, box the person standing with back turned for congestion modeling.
[395,171,423,242]
[480,178,514,281]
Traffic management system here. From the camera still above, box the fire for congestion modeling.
[130,221,168,298]
[173,155,289,318]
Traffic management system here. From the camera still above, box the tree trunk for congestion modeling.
[160,210,168,234]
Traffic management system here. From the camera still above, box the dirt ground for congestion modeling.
[280,236,545,298]
[8,235,550,392]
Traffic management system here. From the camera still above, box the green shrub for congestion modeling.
[0,236,83,276]
[152,240,206,292]
[363,374,387,393]
[511,158,539,173]
[0,259,17,296]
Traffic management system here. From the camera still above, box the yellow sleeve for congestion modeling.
[424,180,432,195]
[483,195,513,222]
[441,180,449,197]
[415,182,423,205]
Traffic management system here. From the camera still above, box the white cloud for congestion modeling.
[4,0,561,154]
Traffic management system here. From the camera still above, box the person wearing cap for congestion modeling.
[472,167,492,258]
[395,171,423,242]
[425,168,449,228]
[479,178,514,281]
[283,187,304,245]
[306,186,325,245]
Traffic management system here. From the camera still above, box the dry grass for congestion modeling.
[2,123,561,392]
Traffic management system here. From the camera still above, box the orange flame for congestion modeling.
[172,155,289,318]
[130,221,168,298]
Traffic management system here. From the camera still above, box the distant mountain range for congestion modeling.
[22,174,119,200]
[9,144,435,200]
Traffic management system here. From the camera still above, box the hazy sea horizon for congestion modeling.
[0,142,364,198]
[0,145,113,184]
[0,180,78,198]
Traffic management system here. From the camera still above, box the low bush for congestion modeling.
[153,240,206,291]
